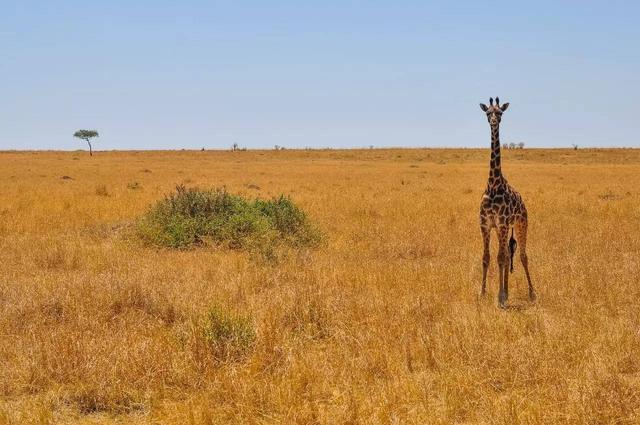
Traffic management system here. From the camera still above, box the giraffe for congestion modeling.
[478,97,536,308]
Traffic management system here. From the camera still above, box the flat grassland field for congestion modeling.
[1,149,640,424]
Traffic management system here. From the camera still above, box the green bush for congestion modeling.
[137,185,321,254]
[201,306,256,362]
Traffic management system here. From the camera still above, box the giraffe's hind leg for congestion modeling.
[497,226,510,308]
[480,224,491,297]
[515,218,536,302]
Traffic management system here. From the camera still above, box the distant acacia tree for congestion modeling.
[509,142,516,149]
[517,142,525,149]
[572,143,578,150]
[232,142,238,151]
[73,130,99,156]
[502,143,509,149]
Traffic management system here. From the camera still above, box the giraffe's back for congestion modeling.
[479,182,527,228]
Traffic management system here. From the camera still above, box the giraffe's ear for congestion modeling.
[500,102,510,112]
[479,103,488,112]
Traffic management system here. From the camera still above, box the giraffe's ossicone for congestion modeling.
[478,97,536,308]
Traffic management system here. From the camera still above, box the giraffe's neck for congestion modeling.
[488,123,503,185]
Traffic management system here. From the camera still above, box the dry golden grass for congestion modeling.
[1,148,640,424]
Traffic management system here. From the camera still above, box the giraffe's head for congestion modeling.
[479,97,509,126]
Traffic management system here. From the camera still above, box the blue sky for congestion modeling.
[1,1,638,150]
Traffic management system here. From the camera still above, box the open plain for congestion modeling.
[1,148,639,424]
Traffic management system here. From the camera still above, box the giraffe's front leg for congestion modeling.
[480,225,491,297]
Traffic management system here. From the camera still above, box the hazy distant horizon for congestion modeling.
[3,145,638,153]
[2,1,639,150]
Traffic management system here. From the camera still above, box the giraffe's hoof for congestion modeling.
[529,290,537,303]
[498,292,508,309]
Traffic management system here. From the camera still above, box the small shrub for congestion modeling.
[201,306,256,362]
[137,185,322,254]
[127,182,141,190]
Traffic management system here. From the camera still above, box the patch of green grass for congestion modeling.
[201,306,256,362]
[137,185,322,255]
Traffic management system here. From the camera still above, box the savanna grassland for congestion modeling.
[1,148,640,424]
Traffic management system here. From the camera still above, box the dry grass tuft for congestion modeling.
[95,185,109,197]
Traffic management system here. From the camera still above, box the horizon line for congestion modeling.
[2,146,639,153]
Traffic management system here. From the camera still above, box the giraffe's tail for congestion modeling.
[509,228,517,273]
